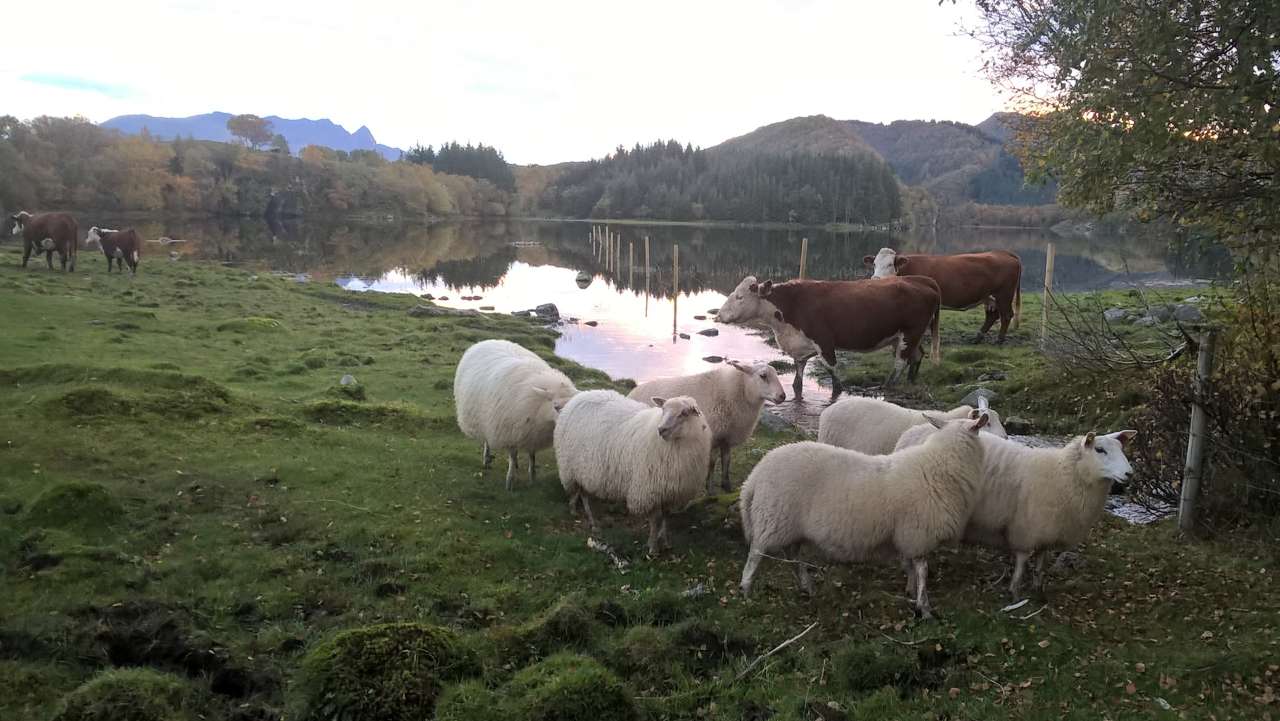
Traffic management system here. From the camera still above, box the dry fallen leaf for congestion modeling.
[948,688,961,699]
[1038,640,1050,648]
[1125,682,1138,695]
[1136,662,1147,673]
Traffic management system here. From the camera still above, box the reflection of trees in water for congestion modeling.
[420,246,517,290]
[88,215,1220,294]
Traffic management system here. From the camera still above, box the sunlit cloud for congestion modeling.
[20,74,136,100]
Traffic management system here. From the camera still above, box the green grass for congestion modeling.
[1,250,1276,720]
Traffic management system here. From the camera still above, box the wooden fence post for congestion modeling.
[1179,328,1218,533]
[629,242,634,287]
[672,244,679,337]
[1040,242,1055,348]
[799,237,808,280]
[644,236,651,316]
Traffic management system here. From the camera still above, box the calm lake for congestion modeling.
[98,216,1216,428]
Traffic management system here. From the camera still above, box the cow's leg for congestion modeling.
[45,250,53,269]
[791,355,809,397]
[21,240,32,268]
[719,445,732,491]
[58,249,67,272]
[885,333,911,386]
[819,347,843,398]
[994,292,1015,344]
[68,250,75,273]
[975,299,999,343]
[106,254,115,272]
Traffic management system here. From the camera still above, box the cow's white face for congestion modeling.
[8,216,22,236]
[1084,430,1138,483]
[85,227,102,248]
[717,275,776,324]
[868,247,898,278]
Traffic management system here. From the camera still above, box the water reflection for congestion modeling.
[87,216,1219,428]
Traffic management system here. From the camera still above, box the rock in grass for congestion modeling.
[408,304,480,318]
[702,355,724,364]
[340,374,356,386]
[1133,316,1160,327]
[693,315,707,320]
[678,333,690,340]
[292,623,478,721]
[1173,304,1205,323]
[977,370,1008,382]
[584,321,599,327]
[697,328,719,337]
[1002,415,1035,434]
[960,387,998,407]
[53,668,195,721]
[534,303,560,320]
[758,410,797,433]
[1103,308,1131,323]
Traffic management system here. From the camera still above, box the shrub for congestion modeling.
[291,622,479,721]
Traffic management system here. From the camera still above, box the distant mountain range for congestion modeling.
[100,112,403,161]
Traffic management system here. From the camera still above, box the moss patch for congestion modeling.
[25,483,123,539]
[292,622,479,721]
[506,653,638,721]
[53,668,195,721]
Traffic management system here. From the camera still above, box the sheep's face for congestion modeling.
[862,247,901,278]
[728,360,786,404]
[531,380,577,426]
[1084,430,1138,483]
[717,275,776,325]
[653,395,707,441]
[965,407,1009,439]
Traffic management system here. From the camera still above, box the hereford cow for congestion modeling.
[716,275,942,397]
[6,211,78,272]
[864,248,1022,343]
[85,227,142,275]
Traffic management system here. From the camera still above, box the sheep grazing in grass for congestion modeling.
[817,396,1007,455]
[453,339,577,491]
[554,390,712,555]
[739,413,990,618]
[627,361,786,493]
[893,426,1137,598]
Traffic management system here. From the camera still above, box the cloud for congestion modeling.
[20,74,135,100]
[0,0,1007,165]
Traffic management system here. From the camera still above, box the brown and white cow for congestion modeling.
[864,248,1022,343]
[86,227,142,275]
[716,275,942,397]
[6,211,78,272]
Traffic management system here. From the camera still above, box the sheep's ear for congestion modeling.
[650,396,667,407]
[969,412,990,432]
[531,385,551,399]
[1084,431,1097,447]
[1117,430,1137,445]
[727,360,751,374]
[923,413,946,430]
[969,409,981,420]
[759,280,773,296]
[977,396,990,412]
[773,309,783,322]
[862,255,875,267]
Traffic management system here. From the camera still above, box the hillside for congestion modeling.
[101,112,403,161]
[713,114,878,158]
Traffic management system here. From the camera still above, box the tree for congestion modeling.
[405,144,436,164]
[226,114,273,150]
[270,134,290,155]
[971,0,1279,245]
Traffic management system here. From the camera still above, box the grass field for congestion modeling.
[1,252,1276,721]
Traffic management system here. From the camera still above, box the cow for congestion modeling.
[85,227,142,275]
[864,248,1023,343]
[716,275,942,398]
[5,211,78,272]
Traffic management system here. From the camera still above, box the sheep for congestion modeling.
[739,413,991,618]
[817,396,1007,455]
[627,360,786,493]
[554,390,712,555]
[453,339,577,491]
[893,426,1137,598]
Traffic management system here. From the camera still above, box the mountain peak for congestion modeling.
[99,112,402,160]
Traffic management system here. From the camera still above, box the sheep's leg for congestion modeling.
[659,515,671,550]
[567,489,580,517]
[705,454,717,494]
[1009,550,1032,599]
[504,449,518,491]
[719,446,732,491]
[580,494,599,532]
[1031,551,1048,594]
[903,558,917,596]
[913,557,933,619]
[740,548,764,598]
[646,511,663,556]
[788,546,815,596]
[481,442,493,469]
[527,451,536,484]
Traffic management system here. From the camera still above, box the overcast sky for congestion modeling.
[2,1,1004,165]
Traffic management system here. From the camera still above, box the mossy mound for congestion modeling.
[611,625,674,675]
[57,387,136,417]
[492,595,599,662]
[215,317,282,332]
[25,483,123,538]
[433,680,505,721]
[507,653,638,721]
[329,382,367,401]
[829,644,919,694]
[302,399,438,433]
[292,622,478,721]
[53,668,195,721]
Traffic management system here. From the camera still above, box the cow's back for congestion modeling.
[899,251,1019,309]
[26,213,78,250]
[777,278,939,353]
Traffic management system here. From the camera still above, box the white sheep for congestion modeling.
[739,413,991,618]
[554,390,712,555]
[627,361,786,493]
[817,396,1007,455]
[453,339,577,490]
[893,426,1137,598]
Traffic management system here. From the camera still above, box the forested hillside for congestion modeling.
[535,136,902,225]
[0,116,510,218]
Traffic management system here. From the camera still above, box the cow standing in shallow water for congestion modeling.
[6,211,78,271]
[865,248,1023,343]
[716,275,943,398]
[85,227,142,275]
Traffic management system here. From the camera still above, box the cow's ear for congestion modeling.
[773,310,783,322]
[894,256,907,271]
[760,280,773,297]
[748,283,758,294]
[862,255,874,267]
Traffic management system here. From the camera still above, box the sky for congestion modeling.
[2,0,1006,165]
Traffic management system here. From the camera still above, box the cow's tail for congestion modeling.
[930,296,942,365]
[1011,258,1023,330]
[132,249,140,264]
